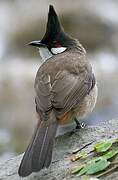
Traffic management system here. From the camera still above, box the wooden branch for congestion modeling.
[0,119,118,180]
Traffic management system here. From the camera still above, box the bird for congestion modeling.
[18,5,98,177]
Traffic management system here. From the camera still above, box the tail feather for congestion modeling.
[18,121,41,176]
[18,112,58,177]
[44,140,53,168]
[31,121,48,170]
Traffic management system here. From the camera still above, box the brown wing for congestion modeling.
[51,70,95,117]
[35,69,95,119]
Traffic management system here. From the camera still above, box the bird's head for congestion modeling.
[28,5,79,61]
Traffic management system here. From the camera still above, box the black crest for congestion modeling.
[41,5,65,44]
[28,5,78,48]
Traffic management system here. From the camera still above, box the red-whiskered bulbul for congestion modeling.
[18,5,97,177]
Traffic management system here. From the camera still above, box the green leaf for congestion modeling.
[86,158,110,175]
[87,157,103,164]
[76,164,89,176]
[102,149,118,160]
[94,141,112,153]
[77,158,110,176]
[88,150,118,164]
[71,165,85,174]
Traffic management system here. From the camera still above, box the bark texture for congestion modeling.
[0,119,118,180]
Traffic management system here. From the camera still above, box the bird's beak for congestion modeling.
[27,40,46,47]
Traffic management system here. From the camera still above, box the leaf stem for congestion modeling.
[111,161,118,165]
[96,165,118,178]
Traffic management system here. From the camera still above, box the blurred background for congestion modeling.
[0,0,118,162]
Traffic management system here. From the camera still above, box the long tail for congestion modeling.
[18,111,58,177]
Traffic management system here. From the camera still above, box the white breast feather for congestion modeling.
[39,47,67,63]
[39,47,53,62]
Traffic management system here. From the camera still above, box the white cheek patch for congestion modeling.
[51,47,67,55]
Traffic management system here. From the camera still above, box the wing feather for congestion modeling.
[35,69,95,118]
[51,70,95,117]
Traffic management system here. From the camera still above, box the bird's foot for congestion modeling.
[74,118,86,129]
[69,119,86,136]
[76,122,86,129]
